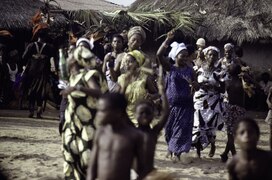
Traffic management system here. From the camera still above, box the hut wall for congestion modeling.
[242,43,272,73]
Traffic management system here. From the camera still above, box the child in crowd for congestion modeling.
[227,117,272,180]
[4,50,18,104]
[87,93,145,180]
[102,34,124,91]
[221,64,246,162]
[135,66,169,175]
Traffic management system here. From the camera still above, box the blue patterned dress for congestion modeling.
[165,65,194,156]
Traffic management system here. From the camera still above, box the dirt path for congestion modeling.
[0,111,270,180]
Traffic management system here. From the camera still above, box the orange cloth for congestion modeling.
[32,23,49,40]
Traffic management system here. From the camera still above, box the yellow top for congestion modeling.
[118,72,148,124]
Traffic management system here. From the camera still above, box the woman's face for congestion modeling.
[128,34,143,51]
[125,54,138,71]
[176,50,188,66]
[206,50,218,66]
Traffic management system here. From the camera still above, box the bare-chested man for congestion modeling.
[87,93,145,180]
[227,117,272,180]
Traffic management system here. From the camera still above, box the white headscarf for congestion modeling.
[168,42,187,60]
[203,46,220,58]
[76,38,94,50]
[224,43,234,49]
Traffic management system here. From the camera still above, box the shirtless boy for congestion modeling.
[135,66,169,175]
[221,64,246,162]
[227,117,272,180]
[86,93,145,180]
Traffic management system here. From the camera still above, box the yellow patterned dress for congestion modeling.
[118,72,148,124]
[62,69,108,180]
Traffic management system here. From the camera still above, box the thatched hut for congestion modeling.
[0,0,67,31]
[54,0,125,11]
[0,0,69,61]
[130,0,272,71]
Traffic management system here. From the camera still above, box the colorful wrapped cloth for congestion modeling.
[192,66,226,150]
[128,26,146,42]
[62,69,108,180]
[165,65,194,155]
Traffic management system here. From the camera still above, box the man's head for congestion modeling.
[224,43,234,60]
[111,34,124,51]
[234,117,260,151]
[96,93,128,125]
[135,100,154,126]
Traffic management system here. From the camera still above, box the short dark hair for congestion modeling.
[261,72,270,81]
[235,46,243,58]
[111,34,124,44]
[100,93,128,112]
[229,63,241,76]
[186,44,195,56]
[234,117,260,138]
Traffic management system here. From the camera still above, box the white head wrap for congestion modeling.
[224,43,234,49]
[203,46,220,58]
[168,42,187,60]
[196,38,206,47]
[76,38,94,50]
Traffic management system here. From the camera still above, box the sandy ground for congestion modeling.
[0,110,270,180]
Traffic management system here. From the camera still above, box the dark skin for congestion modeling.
[227,121,272,180]
[157,30,198,160]
[113,33,151,79]
[156,30,188,71]
[221,65,244,161]
[224,46,233,61]
[87,98,145,180]
[102,36,124,80]
[156,30,199,91]
[118,55,158,99]
[199,49,225,93]
[226,65,244,107]
[196,49,224,158]
[135,66,169,175]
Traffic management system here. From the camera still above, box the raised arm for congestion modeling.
[112,53,124,81]
[102,53,111,74]
[267,87,272,109]
[153,66,169,134]
[156,30,175,72]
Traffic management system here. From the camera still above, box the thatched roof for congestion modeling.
[66,10,196,39]
[0,0,67,31]
[130,0,272,44]
[55,0,125,11]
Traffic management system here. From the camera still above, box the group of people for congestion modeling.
[56,24,272,180]
[1,23,272,180]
